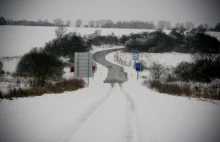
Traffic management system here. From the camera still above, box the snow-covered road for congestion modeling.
[0,48,220,142]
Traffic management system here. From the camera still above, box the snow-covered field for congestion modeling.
[1,26,220,142]
[0,48,220,142]
[1,25,220,57]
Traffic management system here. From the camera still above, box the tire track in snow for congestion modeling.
[56,85,114,142]
[120,83,140,142]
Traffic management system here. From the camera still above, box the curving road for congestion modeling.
[93,48,128,83]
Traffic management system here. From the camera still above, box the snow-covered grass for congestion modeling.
[106,51,192,68]
[142,52,192,67]
[105,51,192,82]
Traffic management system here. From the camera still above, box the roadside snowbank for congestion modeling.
[106,49,220,142]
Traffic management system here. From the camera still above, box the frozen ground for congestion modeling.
[0,48,220,142]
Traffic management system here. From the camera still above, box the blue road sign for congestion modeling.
[136,63,141,71]
[132,51,139,60]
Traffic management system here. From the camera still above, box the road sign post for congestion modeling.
[74,52,94,87]
[132,51,139,60]
[135,62,141,80]
[132,51,140,81]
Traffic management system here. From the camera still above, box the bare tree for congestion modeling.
[55,25,67,39]
[75,19,82,27]
[184,21,194,30]
[66,20,71,27]
[53,18,64,26]
[165,21,171,30]
[157,20,166,30]
[99,20,106,27]
[88,20,95,27]
[175,22,185,32]
[43,19,49,23]
[203,23,209,30]
[95,20,100,28]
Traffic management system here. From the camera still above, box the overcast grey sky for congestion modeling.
[0,0,220,27]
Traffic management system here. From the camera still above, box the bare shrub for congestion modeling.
[163,67,177,82]
[149,61,164,80]
[147,80,191,96]
[145,80,220,100]
[1,78,85,100]
[175,54,220,82]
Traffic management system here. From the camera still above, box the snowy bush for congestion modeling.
[44,32,91,57]
[124,29,220,54]
[174,62,193,81]
[16,48,64,87]
[89,34,120,46]
[175,54,220,82]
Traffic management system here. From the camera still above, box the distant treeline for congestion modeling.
[1,16,220,32]
[102,21,156,29]
[78,19,220,31]
[0,17,71,27]
[124,29,220,54]
[6,19,55,26]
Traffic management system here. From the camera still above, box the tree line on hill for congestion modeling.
[124,28,220,54]
[76,19,220,31]
[0,17,71,27]
[1,16,220,32]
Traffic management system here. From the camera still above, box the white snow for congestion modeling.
[105,51,192,74]
[106,49,220,142]
[1,25,220,142]
[1,48,220,142]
